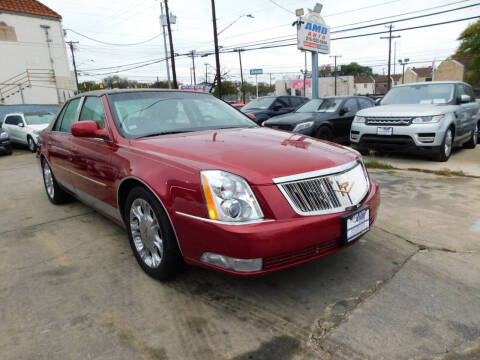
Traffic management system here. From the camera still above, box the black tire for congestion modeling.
[316,126,334,141]
[357,148,370,156]
[41,159,72,204]
[125,186,183,280]
[463,122,477,149]
[433,128,453,162]
[4,144,12,155]
[27,136,36,153]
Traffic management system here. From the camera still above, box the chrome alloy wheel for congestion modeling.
[444,129,453,157]
[129,198,164,268]
[43,163,54,199]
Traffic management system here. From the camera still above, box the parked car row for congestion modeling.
[239,81,479,162]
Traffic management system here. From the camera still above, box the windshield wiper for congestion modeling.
[138,130,191,138]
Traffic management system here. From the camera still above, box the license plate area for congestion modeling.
[377,126,393,136]
[341,206,370,243]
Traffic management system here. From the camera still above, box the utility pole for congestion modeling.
[398,58,409,84]
[380,24,400,91]
[66,41,79,92]
[159,2,171,89]
[393,41,397,75]
[204,63,208,84]
[234,49,246,104]
[303,52,307,96]
[210,0,222,98]
[164,0,177,89]
[190,50,196,85]
[330,55,341,96]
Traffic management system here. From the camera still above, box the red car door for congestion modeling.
[69,96,119,217]
[47,98,81,189]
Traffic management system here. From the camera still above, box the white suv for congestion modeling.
[2,112,55,152]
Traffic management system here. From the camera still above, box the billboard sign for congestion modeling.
[249,68,263,75]
[297,11,330,54]
[292,80,311,89]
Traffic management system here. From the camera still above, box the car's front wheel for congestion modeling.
[434,128,453,162]
[42,159,71,204]
[316,126,334,141]
[125,186,183,280]
[27,136,36,153]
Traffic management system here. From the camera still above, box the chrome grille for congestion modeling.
[366,117,412,126]
[276,162,370,215]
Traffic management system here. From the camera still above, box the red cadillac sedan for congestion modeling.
[37,89,379,280]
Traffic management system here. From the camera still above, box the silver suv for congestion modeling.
[350,81,479,161]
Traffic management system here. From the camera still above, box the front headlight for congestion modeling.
[201,170,263,222]
[353,116,366,123]
[412,115,444,124]
[33,129,42,135]
[292,121,314,132]
[0,132,8,139]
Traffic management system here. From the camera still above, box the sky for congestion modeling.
[40,0,478,85]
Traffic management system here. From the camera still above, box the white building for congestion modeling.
[275,76,354,98]
[353,76,375,95]
[0,0,76,105]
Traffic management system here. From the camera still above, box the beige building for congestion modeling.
[433,59,464,81]
[403,66,433,84]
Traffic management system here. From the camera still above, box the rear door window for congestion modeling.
[358,98,374,109]
[59,98,80,133]
[343,99,359,113]
[79,97,106,128]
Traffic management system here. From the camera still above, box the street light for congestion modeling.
[398,58,410,84]
[218,14,254,36]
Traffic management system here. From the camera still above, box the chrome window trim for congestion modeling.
[117,176,184,256]
[176,211,274,226]
[272,160,359,184]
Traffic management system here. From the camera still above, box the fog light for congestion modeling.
[200,252,263,272]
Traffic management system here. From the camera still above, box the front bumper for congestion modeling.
[350,123,445,152]
[0,138,11,151]
[173,180,380,276]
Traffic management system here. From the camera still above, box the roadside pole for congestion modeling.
[66,41,79,93]
[236,49,245,104]
[255,74,258,98]
[210,0,222,98]
[159,2,171,89]
[164,0,178,89]
[312,52,318,99]
[380,24,400,91]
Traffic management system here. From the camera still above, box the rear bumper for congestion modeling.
[173,180,380,276]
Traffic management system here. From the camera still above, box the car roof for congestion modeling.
[69,88,211,99]
[394,81,469,87]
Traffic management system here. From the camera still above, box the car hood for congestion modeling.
[264,112,331,125]
[241,108,268,115]
[133,127,359,185]
[357,104,458,117]
[28,124,49,131]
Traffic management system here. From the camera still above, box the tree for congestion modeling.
[220,81,238,96]
[319,64,332,77]
[453,20,480,90]
[152,80,170,89]
[337,62,373,76]
[103,75,135,89]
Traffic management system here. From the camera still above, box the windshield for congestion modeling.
[24,113,55,125]
[243,97,275,110]
[296,99,325,113]
[108,91,257,139]
[381,84,455,105]
[315,98,343,113]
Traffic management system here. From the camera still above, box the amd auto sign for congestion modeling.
[297,11,330,54]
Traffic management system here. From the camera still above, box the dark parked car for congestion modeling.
[0,127,12,155]
[263,96,375,143]
[241,96,309,124]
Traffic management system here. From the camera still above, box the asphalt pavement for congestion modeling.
[0,149,479,360]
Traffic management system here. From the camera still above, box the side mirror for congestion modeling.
[18,122,25,127]
[273,105,282,111]
[72,121,110,140]
[458,94,471,104]
[246,113,256,122]
[339,108,348,116]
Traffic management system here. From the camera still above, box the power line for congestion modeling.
[266,0,294,15]
[65,28,161,46]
